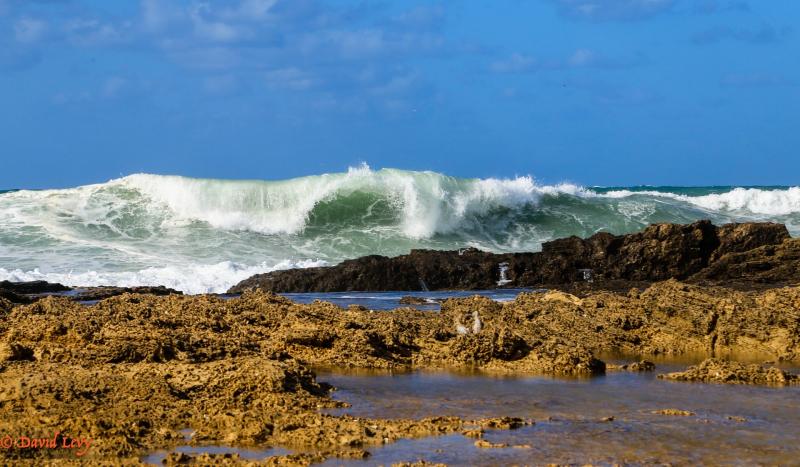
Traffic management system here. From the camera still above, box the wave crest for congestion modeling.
[1,167,798,293]
[109,165,587,239]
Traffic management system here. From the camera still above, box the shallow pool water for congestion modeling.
[142,445,290,465]
[316,363,800,465]
[278,288,539,311]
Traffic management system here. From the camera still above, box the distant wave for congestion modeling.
[600,187,800,216]
[0,259,326,295]
[1,165,798,293]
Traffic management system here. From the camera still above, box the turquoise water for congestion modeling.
[1,167,798,293]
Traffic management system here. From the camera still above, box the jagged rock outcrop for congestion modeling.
[0,280,70,303]
[0,280,71,294]
[690,237,800,288]
[229,221,793,293]
[0,281,182,304]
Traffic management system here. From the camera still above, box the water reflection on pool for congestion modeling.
[316,363,800,465]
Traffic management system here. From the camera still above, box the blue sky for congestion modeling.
[1,0,798,188]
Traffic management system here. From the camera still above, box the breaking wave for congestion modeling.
[1,165,797,293]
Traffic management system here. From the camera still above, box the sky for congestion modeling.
[0,0,798,189]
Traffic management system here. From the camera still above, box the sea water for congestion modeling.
[2,166,799,294]
[316,363,800,465]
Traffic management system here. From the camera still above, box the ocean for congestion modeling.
[1,166,798,294]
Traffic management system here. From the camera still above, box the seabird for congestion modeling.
[472,310,483,334]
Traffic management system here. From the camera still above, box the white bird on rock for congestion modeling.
[472,310,482,334]
[455,315,469,335]
[455,311,483,335]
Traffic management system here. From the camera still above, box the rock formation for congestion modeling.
[229,221,794,293]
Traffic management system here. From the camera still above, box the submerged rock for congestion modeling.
[392,461,447,467]
[474,439,509,449]
[399,296,432,305]
[473,417,529,430]
[607,360,656,372]
[652,409,696,416]
[229,221,793,293]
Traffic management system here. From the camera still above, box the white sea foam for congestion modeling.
[0,259,328,295]
[52,165,589,239]
[5,169,798,245]
[599,187,800,216]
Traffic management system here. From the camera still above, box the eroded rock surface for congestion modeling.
[691,237,800,289]
[2,278,800,463]
[659,358,800,385]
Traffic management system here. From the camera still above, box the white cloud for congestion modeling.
[203,74,239,95]
[551,0,674,21]
[221,0,278,21]
[64,18,126,46]
[568,48,595,66]
[369,71,420,96]
[101,76,127,98]
[492,48,643,74]
[141,0,172,32]
[393,6,445,29]
[326,29,387,59]
[264,67,315,91]
[168,46,241,70]
[189,4,250,43]
[490,53,537,73]
[7,0,447,116]
[14,17,47,43]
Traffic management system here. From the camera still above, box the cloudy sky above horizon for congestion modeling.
[1,0,798,188]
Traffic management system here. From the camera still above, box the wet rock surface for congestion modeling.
[1,278,799,462]
[0,280,71,304]
[691,236,800,289]
[659,358,800,385]
[399,296,434,305]
[607,360,656,372]
[652,409,696,417]
[70,285,183,302]
[229,221,794,293]
[0,280,71,295]
[0,280,183,305]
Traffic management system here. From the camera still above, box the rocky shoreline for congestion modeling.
[3,221,797,306]
[0,281,182,304]
[2,279,800,463]
[229,221,799,294]
[1,221,799,464]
